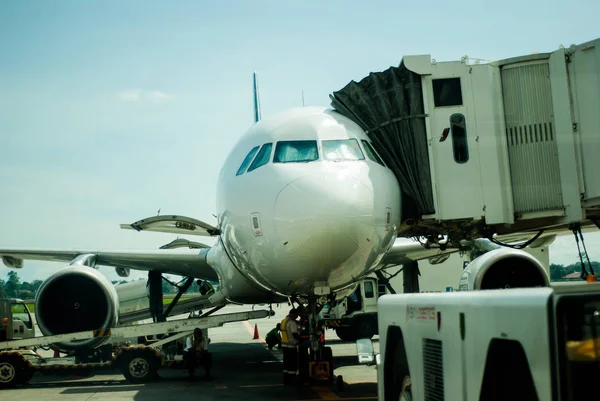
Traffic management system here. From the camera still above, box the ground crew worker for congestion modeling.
[183,328,213,380]
[199,280,215,296]
[280,308,302,385]
[296,306,310,382]
[265,323,282,350]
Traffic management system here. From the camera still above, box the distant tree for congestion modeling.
[188,280,200,293]
[18,289,34,299]
[5,271,21,298]
[551,260,600,281]
[550,263,566,281]
[30,280,43,294]
[162,279,175,294]
[0,279,6,298]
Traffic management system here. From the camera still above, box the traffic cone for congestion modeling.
[253,324,259,340]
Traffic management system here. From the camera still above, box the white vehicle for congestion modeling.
[358,282,600,401]
[0,299,35,343]
[0,298,272,388]
[321,276,384,341]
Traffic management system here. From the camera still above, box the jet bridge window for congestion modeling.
[450,113,469,164]
[236,145,260,176]
[433,77,463,107]
[364,280,375,298]
[274,140,319,163]
[248,143,273,172]
[361,140,386,167]
[322,139,365,161]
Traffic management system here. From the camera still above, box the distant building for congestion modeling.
[563,271,581,280]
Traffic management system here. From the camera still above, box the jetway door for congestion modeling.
[568,40,600,204]
[500,61,564,214]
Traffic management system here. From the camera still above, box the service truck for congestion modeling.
[320,276,384,341]
[320,253,475,341]
[321,235,553,342]
[358,282,600,401]
[0,298,272,388]
[0,298,35,343]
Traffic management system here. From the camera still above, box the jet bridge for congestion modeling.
[331,37,600,243]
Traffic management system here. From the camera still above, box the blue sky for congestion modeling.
[1,1,599,283]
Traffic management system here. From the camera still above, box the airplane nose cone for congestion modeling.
[274,173,374,271]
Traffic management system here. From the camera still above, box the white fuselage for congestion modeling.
[207,107,401,302]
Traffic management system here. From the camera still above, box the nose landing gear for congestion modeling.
[295,298,344,392]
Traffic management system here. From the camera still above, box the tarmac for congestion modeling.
[1,304,379,401]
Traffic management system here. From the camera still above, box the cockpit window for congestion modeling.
[274,140,319,163]
[248,143,272,172]
[361,140,386,167]
[322,139,365,161]
[236,145,260,176]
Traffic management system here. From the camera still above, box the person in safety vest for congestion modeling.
[280,308,302,385]
[297,307,325,345]
[183,328,213,380]
[295,306,312,384]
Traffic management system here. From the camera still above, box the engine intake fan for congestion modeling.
[35,266,119,351]
[459,248,550,291]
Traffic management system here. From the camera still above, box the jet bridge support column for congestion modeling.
[403,261,420,293]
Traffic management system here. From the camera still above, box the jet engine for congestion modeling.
[458,248,550,291]
[35,267,122,350]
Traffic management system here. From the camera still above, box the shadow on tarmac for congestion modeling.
[5,341,377,400]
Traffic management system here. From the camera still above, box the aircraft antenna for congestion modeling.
[253,71,261,123]
[302,90,305,106]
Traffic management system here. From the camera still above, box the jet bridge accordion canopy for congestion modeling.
[330,63,435,222]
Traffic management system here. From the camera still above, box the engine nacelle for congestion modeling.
[35,266,120,351]
[458,248,550,291]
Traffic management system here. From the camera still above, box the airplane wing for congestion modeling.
[0,248,218,281]
[379,232,558,268]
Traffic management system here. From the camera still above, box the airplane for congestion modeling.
[0,72,556,369]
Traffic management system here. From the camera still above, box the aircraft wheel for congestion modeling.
[354,317,376,339]
[16,366,34,385]
[121,350,159,383]
[0,354,24,388]
[335,327,355,342]
[336,375,344,392]
[321,346,334,380]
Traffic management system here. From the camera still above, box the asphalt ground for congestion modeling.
[1,304,379,401]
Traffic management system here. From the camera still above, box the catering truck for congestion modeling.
[358,282,600,401]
